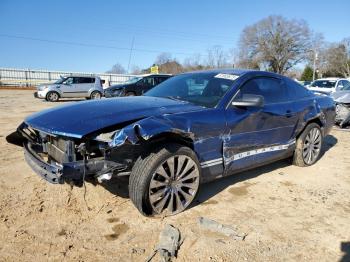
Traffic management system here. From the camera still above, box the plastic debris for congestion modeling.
[198,217,246,240]
[146,224,181,262]
[335,104,350,128]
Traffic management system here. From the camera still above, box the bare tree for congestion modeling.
[322,40,350,77]
[182,53,205,72]
[159,60,183,74]
[152,53,184,74]
[106,63,126,74]
[237,15,312,74]
[130,65,142,75]
[206,45,229,68]
[155,52,173,65]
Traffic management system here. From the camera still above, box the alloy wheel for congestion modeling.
[148,155,200,215]
[302,127,322,165]
[48,92,58,102]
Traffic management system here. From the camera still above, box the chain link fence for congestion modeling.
[0,68,137,88]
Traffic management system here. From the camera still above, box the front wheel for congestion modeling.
[45,91,59,102]
[129,144,201,216]
[293,123,323,166]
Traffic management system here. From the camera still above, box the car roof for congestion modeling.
[315,78,339,81]
[141,74,172,77]
[61,75,97,78]
[180,68,286,79]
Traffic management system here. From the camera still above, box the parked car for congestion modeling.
[330,81,350,128]
[104,74,171,97]
[10,69,335,216]
[298,80,312,86]
[307,78,350,95]
[34,76,104,102]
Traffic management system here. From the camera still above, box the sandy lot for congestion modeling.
[0,90,349,262]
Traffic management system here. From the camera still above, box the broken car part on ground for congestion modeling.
[8,69,335,216]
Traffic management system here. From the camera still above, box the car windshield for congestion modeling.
[125,76,142,84]
[311,80,336,88]
[144,72,237,108]
[342,84,350,91]
[54,77,67,84]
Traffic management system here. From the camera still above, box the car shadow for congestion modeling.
[86,176,130,199]
[191,159,291,209]
[340,242,350,262]
[321,134,338,157]
[44,99,86,103]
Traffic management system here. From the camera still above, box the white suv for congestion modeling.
[35,76,104,102]
[307,78,350,95]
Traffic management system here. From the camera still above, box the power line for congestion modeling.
[0,33,196,56]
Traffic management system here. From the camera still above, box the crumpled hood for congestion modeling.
[331,91,350,104]
[24,96,202,138]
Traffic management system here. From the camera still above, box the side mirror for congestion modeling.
[232,94,264,107]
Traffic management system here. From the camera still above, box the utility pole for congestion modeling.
[312,51,318,82]
[127,37,135,74]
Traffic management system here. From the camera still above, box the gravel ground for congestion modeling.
[0,89,349,261]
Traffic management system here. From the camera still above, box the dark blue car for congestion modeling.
[12,69,335,216]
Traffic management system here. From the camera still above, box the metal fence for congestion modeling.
[0,68,138,88]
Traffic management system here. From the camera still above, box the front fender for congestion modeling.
[46,86,62,96]
[109,115,194,147]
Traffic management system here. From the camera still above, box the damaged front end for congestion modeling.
[335,103,350,128]
[16,123,131,185]
[332,92,350,128]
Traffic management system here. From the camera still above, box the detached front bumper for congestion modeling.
[24,142,127,184]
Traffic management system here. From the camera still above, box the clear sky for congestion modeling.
[1,0,349,73]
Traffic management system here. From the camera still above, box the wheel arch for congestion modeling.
[139,132,195,152]
[88,88,102,97]
[297,117,324,139]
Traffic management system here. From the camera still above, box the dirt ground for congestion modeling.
[0,89,349,262]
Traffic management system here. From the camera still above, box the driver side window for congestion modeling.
[235,77,287,104]
[63,77,73,85]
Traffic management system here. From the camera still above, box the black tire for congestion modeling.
[125,91,136,96]
[90,91,102,99]
[129,144,201,216]
[293,123,323,167]
[45,91,59,102]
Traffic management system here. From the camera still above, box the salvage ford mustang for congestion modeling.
[9,69,335,216]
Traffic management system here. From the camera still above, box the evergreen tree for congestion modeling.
[300,66,314,81]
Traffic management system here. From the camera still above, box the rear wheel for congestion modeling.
[129,144,200,216]
[293,123,323,166]
[90,91,102,99]
[45,91,59,102]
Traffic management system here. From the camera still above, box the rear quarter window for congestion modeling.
[76,77,95,84]
[285,78,313,100]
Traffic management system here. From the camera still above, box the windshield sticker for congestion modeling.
[214,73,239,81]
